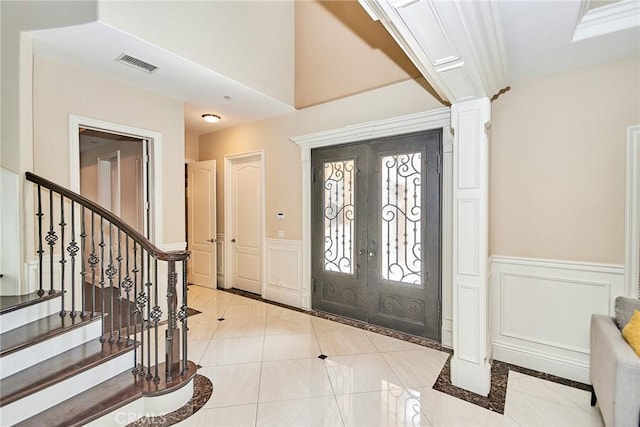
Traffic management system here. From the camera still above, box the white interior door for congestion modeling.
[187,160,217,288]
[230,156,262,294]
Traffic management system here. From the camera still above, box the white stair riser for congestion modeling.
[0,320,102,379]
[0,299,61,334]
[87,378,194,426]
[0,352,133,425]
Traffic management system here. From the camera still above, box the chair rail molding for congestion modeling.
[625,125,640,298]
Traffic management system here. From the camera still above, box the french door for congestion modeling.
[311,130,442,340]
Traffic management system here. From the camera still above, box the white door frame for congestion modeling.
[223,150,266,293]
[625,125,640,298]
[69,115,163,246]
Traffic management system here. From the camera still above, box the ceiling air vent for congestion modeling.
[115,53,158,74]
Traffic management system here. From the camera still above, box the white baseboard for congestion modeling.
[490,255,624,383]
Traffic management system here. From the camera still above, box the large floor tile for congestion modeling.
[316,329,377,356]
[186,316,220,341]
[415,387,518,427]
[325,353,403,394]
[213,316,266,339]
[259,358,334,402]
[201,363,262,408]
[265,310,313,335]
[200,335,264,366]
[224,302,268,319]
[335,387,431,427]
[262,333,322,361]
[180,404,258,426]
[256,396,344,427]
[504,371,604,426]
[381,348,449,388]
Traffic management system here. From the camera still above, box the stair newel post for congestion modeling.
[36,184,44,297]
[165,259,180,383]
[80,206,86,318]
[99,217,106,343]
[152,258,160,383]
[180,258,188,376]
[47,189,57,295]
[58,194,66,317]
[68,200,78,318]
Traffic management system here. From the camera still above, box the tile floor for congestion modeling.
[175,286,604,426]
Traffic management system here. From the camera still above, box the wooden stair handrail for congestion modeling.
[25,172,188,262]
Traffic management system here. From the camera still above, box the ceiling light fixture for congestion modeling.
[202,114,221,123]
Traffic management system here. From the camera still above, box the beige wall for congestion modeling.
[491,58,640,264]
[199,77,443,240]
[185,130,199,163]
[294,0,422,108]
[98,0,294,105]
[33,56,186,245]
[0,0,98,173]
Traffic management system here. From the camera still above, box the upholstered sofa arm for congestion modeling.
[590,314,640,427]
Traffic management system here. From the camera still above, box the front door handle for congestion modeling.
[368,251,376,257]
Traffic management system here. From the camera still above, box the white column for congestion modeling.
[450,98,492,396]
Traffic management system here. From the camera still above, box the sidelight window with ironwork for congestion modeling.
[381,152,422,284]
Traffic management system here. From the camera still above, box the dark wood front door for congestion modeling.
[311,130,442,341]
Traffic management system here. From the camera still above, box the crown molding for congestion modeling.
[358,0,509,104]
[573,0,640,42]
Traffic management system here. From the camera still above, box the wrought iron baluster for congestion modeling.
[47,190,57,295]
[145,252,152,379]
[68,200,78,317]
[36,185,44,297]
[137,250,147,377]
[166,260,178,382]
[117,228,123,344]
[180,259,188,376]
[121,235,133,345]
[80,206,86,317]
[89,211,98,317]
[59,195,66,316]
[131,242,140,375]
[106,222,116,342]
[99,217,106,342]
[152,259,160,383]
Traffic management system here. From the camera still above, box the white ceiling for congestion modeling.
[30,22,294,137]
[28,1,639,136]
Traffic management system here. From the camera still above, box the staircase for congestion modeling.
[0,172,195,426]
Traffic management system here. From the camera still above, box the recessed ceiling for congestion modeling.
[30,22,294,137]
[497,0,639,83]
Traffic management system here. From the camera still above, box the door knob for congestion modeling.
[207,238,215,243]
[368,251,376,257]
[231,238,236,243]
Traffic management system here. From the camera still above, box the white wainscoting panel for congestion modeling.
[491,256,624,384]
[264,238,303,308]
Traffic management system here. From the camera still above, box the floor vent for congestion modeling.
[115,53,158,74]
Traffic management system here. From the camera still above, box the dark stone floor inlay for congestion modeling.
[318,354,328,360]
[126,374,213,426]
